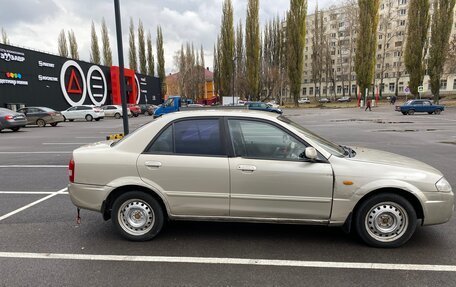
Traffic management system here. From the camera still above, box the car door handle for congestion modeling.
[237,165,256,172]
[145,161,162,168]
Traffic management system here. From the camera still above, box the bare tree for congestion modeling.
[68,30,79,60]
[101,18,112,66]
[1,27,9,45]
[57,29,68,57]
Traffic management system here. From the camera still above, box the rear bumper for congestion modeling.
[68,183,112,212]
[3,120,27,128]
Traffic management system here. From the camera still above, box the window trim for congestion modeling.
[143,116,229,158]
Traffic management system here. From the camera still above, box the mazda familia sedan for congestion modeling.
[68,110,453,247]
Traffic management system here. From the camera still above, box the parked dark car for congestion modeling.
[139,104,155,116]
[318,98,331,103]
[396,100,444,115]
[246,102,283,114]
[0,108,27,132]
[17,107,64,127]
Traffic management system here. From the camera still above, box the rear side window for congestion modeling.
[147,119,224,156]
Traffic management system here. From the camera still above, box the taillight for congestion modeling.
[48,112,56,116]
[4,115,13,120]
[69,158,75,183]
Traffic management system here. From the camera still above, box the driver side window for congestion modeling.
[228,119,306,161]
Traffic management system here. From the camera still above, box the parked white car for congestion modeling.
[101,105,132,119]
[267,101,280,109]
[61,105,104,122]
[298,98,311,104]
[68,110,453,247]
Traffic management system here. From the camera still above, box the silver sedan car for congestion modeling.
[68,110,453,247]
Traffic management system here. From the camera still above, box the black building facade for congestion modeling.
[0,43,162,111]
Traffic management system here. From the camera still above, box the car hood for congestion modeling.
[349,147,442,176]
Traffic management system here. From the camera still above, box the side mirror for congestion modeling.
[304,147,318,161]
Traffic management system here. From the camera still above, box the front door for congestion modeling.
[137,118,230,216]
[227,118,334,220]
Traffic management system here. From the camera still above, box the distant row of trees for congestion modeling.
[1,27,9,45]
[214,0,307,106]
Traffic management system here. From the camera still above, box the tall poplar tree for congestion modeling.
[354,0,380,99]
[129,18,137,71]
[138,19,147,74]
[219,0,235,98]
[156,25,166,94]
[1,27,9,44]
[246,0,260,100]
[236,22,246,99]
[58,29,68,57]
[146,31,155,77]
[404,0,430,98]
[90,21,101,64]
[101,18,112,66]
[68,30,79,60]
[286,0,307,106]
[428,0,456,103]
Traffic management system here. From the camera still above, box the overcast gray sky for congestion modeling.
[0,0,335,74]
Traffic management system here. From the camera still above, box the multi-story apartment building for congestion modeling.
[301,0,456,100]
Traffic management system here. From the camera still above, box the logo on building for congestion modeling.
[38,75,58,82]
[60,60,107,106]
[6,72,22,79]
[0,48,25,62]
[38,61,55,68]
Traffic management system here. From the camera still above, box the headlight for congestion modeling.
[436,177,452,193]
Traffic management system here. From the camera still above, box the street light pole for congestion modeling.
[113,0,129,135]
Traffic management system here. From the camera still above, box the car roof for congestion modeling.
[161,109,280,121]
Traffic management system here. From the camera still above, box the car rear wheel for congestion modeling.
[428,112,433,114]
[112,191,164,241]
[11,127,20,132]
[354,193,417,248]
[401,112,407,115]
[50,123,58,127]
[114,113,121,119]
[434,109,442,115]
[36,119,46,127]
[69,119,74,122]
[85,114,93,121]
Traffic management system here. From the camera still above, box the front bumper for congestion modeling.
[422,191,454,225]
[68,183,112,212]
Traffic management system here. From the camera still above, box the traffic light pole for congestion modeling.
[113,0,129,135]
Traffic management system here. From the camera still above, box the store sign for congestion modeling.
[0,48,25,62]
[38,61,55,68]
[1,72,28,86]
[60,60,107,106]
[38,75,58,82]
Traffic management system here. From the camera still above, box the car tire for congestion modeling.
[95,118,101,121]
[114,113,121,119]
[354,193,417,248]
[69,119,74,122]
[428,112,433,114]
[134,113,139,117]
[11,127,20,132]
[36,119,46,127]
[111,191,165,241]
[401,112,407,115]
[50,123,58,127]
[147,111,153,116]
[434,109,442,115]
[85,114,93,121]
[407,110,415,115]
[63,116,67,122]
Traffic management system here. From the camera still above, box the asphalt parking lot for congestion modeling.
[1,106,456,286]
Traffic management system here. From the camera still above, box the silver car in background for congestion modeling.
[0,107,27,132]
[68,110,453,247]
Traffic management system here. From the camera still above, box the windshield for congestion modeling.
[278,116,346,157]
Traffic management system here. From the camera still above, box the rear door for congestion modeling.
[137,117,230,216]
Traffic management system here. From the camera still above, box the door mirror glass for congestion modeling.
[305,147,318,160]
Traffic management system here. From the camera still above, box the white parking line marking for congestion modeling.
[0,165,67,168]
[0,252,454,272]
[0,188,67,221]
[42,143,89,145]
[0,191,69,195]
[0,152,72,154]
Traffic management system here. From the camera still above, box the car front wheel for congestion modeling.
[111,191,164,241]
[114,113,121,119]
[354,193,417,248]
[407,110,415,115]
[85,114,93,121]
[434,109,442,115]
